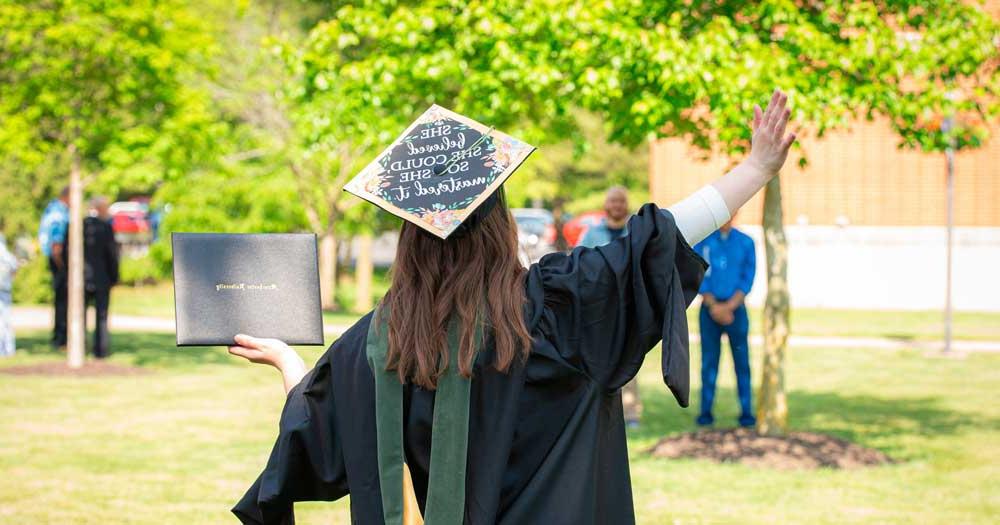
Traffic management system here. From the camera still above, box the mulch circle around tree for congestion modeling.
[0,361,148,377]
[647,428,893,470]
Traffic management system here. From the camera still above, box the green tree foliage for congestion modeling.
[559,0,998,154]
[289,0,582,141]
[283,1,652,251]
[0,0,221,256]
[148,1,398,309]
[0,0,217,201]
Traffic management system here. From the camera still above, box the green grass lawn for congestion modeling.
[100,282,1000,341]
[1,330,997,524]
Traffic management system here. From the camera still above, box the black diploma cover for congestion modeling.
[171,233,325,346]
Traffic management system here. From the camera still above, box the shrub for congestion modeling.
[118,253,163,286]
[12,255,53,305]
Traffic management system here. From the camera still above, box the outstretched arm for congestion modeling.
[666,89,796,244]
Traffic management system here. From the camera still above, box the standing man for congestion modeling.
[83,196,119,358]
[694,215,757,427]
[0,230,18,357]
[577,186,643,428]
[38,187,70,349]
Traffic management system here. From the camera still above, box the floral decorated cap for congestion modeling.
[344,104,535,239]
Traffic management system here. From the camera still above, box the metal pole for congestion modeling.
[943,117,955,355]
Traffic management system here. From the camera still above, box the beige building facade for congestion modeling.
[650,116,999,228]
[649,118,999,312]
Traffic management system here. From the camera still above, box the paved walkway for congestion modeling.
[11,306,1000,353]
[10,306,354,336]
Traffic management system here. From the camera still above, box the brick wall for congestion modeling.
[650,116,1000,227]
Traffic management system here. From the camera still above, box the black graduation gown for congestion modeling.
[233,203,707,525]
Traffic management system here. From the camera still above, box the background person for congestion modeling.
[694,215,757,427]
[38,186,70,349]
[0,231,18,357]
[83,196,119,358]
[577,186,644,429]
[578,186,630,247]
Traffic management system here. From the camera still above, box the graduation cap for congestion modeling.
[344,104,535,239]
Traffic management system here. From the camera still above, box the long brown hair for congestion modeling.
[381,192,532,390]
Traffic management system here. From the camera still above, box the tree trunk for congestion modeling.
[756,176,790,436]
[319,232,337,311]
[340,236,353,286]
[354,233,374,313]
[551,196,568,251]
[67,151,86,368]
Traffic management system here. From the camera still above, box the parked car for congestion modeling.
[510,208,557,264]
[108,200,148,216]
[562,210,606,247]
[109,201,150,235]
[111,211,149,235]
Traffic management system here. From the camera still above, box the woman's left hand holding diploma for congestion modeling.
[229,334,308,393]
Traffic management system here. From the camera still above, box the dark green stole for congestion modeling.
[366,306,475,525]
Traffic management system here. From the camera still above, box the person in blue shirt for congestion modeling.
[693,215,757,427]
[38,187,70,348]
[577,186,643,428]
[577,186,630,248]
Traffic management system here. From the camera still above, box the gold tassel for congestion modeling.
[402,463,424,525]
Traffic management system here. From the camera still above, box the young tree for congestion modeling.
[198,1,380,311]
[0,0,214,366]
[275,0,593,307]
[576,0,999,434]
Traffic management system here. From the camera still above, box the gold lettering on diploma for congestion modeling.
[215,282,279,291]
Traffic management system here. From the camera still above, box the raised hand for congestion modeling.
[229,334,308,393]
[706,88,799,217]
[747,89,796,177]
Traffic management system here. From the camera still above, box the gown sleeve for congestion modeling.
[525,203,707,407]
[232,350,350,524]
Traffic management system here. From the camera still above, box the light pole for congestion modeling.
[941,116,955,355]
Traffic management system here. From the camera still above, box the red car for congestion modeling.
[562,211,605,247]
[111,211,150,234]
[109,201,150,235]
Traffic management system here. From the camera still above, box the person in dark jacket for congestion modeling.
[83,196,119,358]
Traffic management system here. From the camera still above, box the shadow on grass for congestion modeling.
[633,385,999,461]
[14,331,234,369]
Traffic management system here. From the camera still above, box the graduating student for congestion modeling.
[230,90,796,525]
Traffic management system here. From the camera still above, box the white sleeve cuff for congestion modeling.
[665,184,732,245]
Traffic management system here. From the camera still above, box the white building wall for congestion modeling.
[738,226,1000,312]
[356,226,1000,312]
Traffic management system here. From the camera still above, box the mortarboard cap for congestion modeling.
[344,104,535,239]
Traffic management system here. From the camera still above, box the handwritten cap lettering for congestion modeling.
[344,105,535,239]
